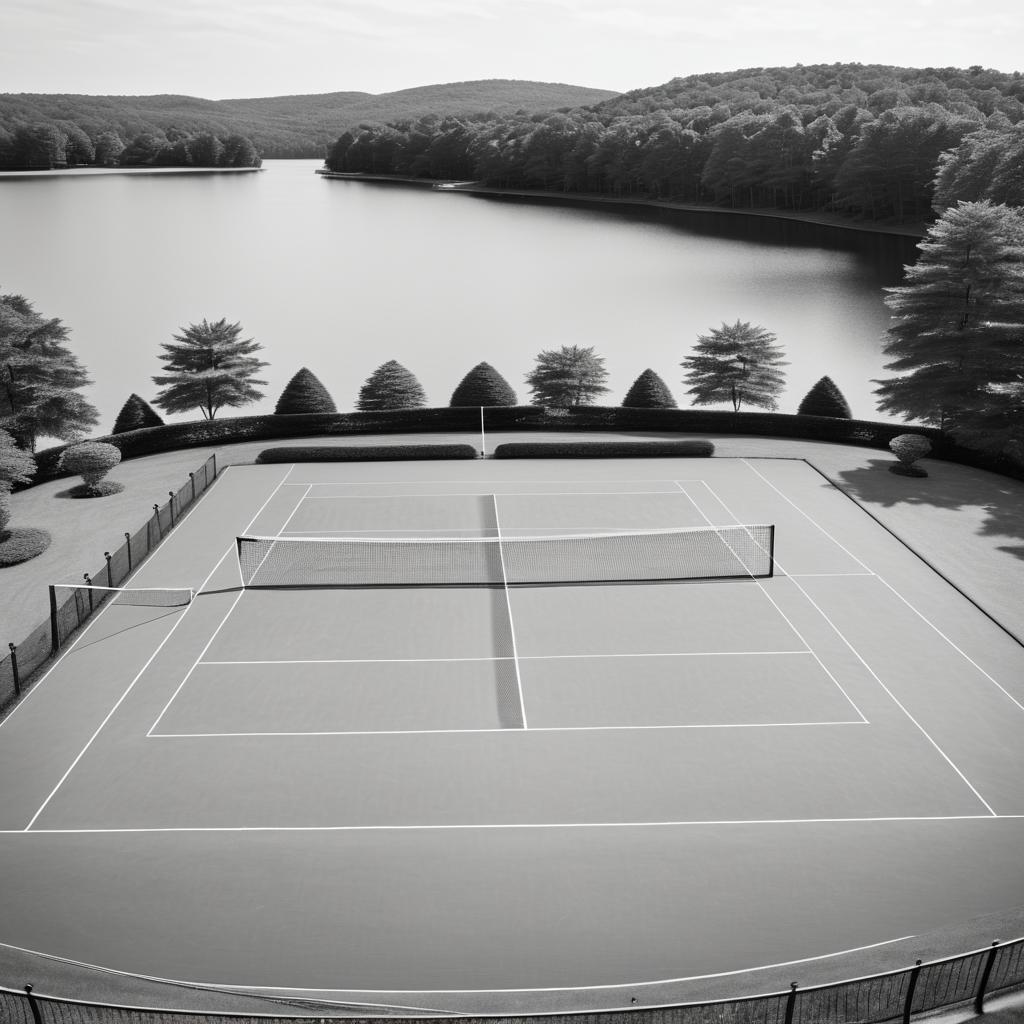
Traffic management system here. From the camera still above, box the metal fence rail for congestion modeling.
[1,937,1022,1024]
[0,454,218,713]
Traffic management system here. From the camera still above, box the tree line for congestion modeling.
[0,124,261,170]
[326,63,1024,222]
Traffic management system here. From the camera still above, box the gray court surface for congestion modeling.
[1,456,1023,1006]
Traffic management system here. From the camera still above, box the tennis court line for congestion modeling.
[0,932,918,996]
[151,477,310,737]
[675,481,870,726]
[0,466,238,737]
[743,460,1024,715]
[707,467,998,818]
[295,489,698,498]
[199,650,814,665]
[24,544,239,831]
[492,493,528,729]
[150,721,868,738]
[6,814,1016,836]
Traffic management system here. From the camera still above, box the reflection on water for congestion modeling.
[0,160,919,434]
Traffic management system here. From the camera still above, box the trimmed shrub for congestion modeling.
[450,362,518,407]
[0,428,36,488]
[275,368,338,414]
[494,441,715,459]
[112,394,164,434]
[622,369,678,409]
[356,361,427,410]
[889,434,932,476]
[256,444,479,463]
[57,441,123,496]
[797,377,852,418]
[0,526,51,567]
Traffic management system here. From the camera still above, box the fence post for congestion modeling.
[211,452,217,478]
[8,643,20,697]
[105,551,113,588]
[975,941,1000,1014]
[49,585,60,654]
[903,960,922,1024]
[168,491,176,527]
[24,984,43,1024]
[125,531,133,573]
[189,471,196,503]
[784,982,798,1024]
[153,504,161,541]
[83,573,93,612]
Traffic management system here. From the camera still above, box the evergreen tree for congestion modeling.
[622,368,677,408]
[682,321,788,411]
[449,362,517,406]
[0,427,35,489]
[874,201,1024,449]
[112,393,164,434]
[0,291,99,450]
[275,367,337,414]
[525,345,610,407]
[356,360,427,411]
[152,318,268,420]
[797,376,852,418]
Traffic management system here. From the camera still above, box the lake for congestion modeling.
[0,159,920,437]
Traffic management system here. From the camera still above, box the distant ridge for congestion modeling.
[0,80,620,158]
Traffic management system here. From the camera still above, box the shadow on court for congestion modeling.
[830,459,1024,561]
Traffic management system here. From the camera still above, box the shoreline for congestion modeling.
[316,169,926,238]
[0,166,264,178]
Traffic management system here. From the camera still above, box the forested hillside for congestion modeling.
[325,63,1024,223]
[0,80,619,165]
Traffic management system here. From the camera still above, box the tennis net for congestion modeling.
[236,525,774,588]
[49,584,194,649]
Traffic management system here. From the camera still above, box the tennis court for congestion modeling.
[2,455,1024,1001]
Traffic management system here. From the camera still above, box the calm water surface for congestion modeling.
[0,160,918,434]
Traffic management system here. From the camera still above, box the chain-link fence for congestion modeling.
[0,937,1022,1024]
[1,454,217,713]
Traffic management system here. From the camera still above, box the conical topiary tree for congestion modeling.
[356,360,427,411]
[622,369,677,409]
[450,362,517,406]
[275,367,338,414]
[797,376,852,418]
[112,393,165,434]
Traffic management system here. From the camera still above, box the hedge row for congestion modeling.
[256,444,479,463]
[23,405,1023,487]
[493,441,714,459]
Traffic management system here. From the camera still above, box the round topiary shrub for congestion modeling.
[0,492,51,566]
[58,441,125,497]
[889,434,932,476]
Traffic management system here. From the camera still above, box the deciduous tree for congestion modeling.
[622,369,677,408]
[525,345,609,407]
[873,201,1024,452]
[0,291,98,450]
[152,318,268,420]
[682,321,787,411]
[275,367,337,414]
[0,428,35,490]
[356,361,427,411]
[450,362,517,406]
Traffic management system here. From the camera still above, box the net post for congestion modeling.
[903,959,922,1024]
[8,643,19,697]
[211,453,217,478]
[125,531,133,573]
[104,551,113,588]
[236,536,246,587]
[767,524,776,578]
[23,984,43,1024]
[784,982,798,1024]
[49,585,60,653]
[975,941,1000,1014]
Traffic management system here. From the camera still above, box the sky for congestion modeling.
[1,0,1021,99]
